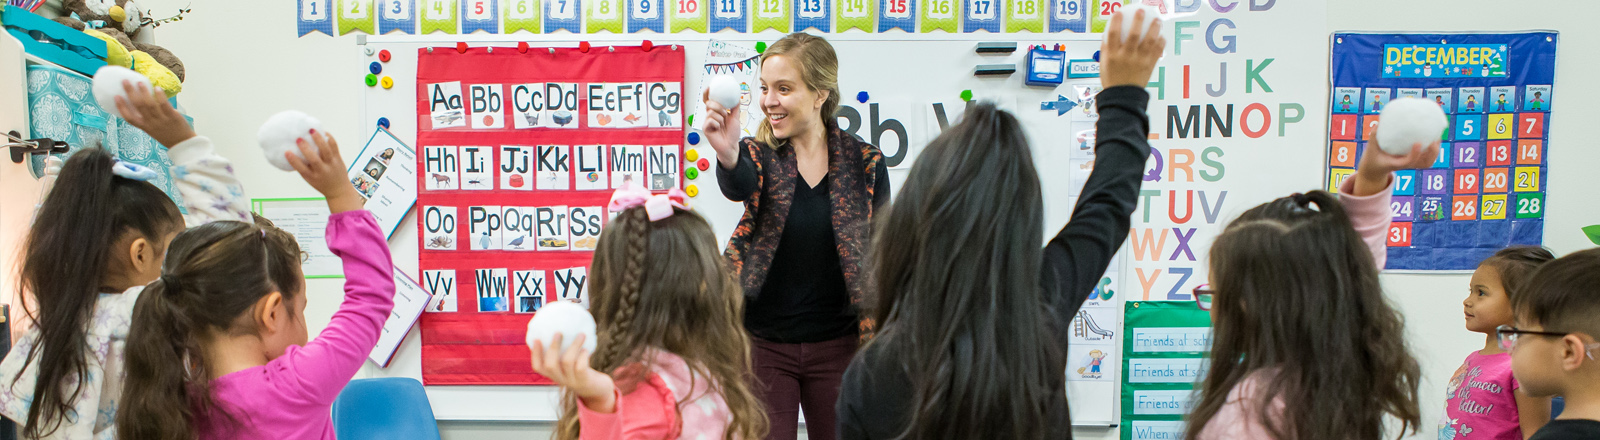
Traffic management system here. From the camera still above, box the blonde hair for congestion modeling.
[754,33,840,149]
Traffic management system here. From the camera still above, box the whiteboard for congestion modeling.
[358,32,1125,425]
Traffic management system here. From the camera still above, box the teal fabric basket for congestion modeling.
[26,63,187,213]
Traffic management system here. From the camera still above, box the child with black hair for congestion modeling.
[1441,246,1554,439]
[0,81,252,439]
[1502,248,1600,440]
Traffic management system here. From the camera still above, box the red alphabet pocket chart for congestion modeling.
[1327,33,1555,271]
[415,45,686,384]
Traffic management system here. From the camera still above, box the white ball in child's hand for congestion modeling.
[1376,97,1447,156]
[525,301,598,354]
[257,110,325,172]
[1117,3,1163,42]
[92,66,152,119]
[706,75,741,110]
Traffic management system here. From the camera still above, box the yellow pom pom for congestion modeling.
[131,51,182,96]
[109,5,127,24]
[82,29,132,68]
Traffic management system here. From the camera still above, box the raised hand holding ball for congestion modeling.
[1376,97,1448,156]
[258,111,326,172]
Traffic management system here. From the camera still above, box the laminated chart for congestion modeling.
[415,45,686,385]
[1119,301,1210,440]
[1327,33,1557,271]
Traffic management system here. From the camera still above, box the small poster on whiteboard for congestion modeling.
[252,198,343,278]
[347,128,420,239]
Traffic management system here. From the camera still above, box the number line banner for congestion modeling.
[503,0,542,33]
[463,0,501,33]
[379,0,420,33]
[421,0,461,33]
[299,0,337,36]
[877,0,913,32]
[338,0,378,34]
[792,0,831,32]
[753,0,792,32]
[1326,32,1557,271]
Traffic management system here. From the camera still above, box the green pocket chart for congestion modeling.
[420,0,460,33]
[1087,0,1124,33]
[1120,301,1212,440]
[503,0,542,33]
[587,0,625,32]
[670,0,709,32]
[919,0,957,32]
[751,0,790,32]
[338,0,377,34]
[1004,0,1043,33]
[835,0,875,32]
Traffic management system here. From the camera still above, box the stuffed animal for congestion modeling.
[52,0,186,88]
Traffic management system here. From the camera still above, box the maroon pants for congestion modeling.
[751,335,857,440]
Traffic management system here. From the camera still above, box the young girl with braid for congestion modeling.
[531,183,769,440]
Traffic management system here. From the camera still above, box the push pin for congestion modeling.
[641,40,654,51]
[549,47,556,54]
[608,46,615,52]
[365,47,375,56]
[377,117,391,129]
[579,41,591,52]
[687,132,701,145]
[856,91,869,103]
[456,42,469,53]
[487,47,494,53]
[379,49,392,62]
[427,47,434,53]
[518,42,530,53]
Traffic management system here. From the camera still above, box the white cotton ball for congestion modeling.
[1376,97,1447,156]
[257,111,325,172]
[1117,3,1163,42]
[92,65,152,119]
[525,301,598,354]
[706,75,741,110]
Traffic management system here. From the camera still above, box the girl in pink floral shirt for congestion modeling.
[531,184,767,440]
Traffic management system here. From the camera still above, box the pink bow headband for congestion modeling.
[608,182,689,221]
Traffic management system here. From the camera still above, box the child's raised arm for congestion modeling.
[1338,126,1438,266]
[1041,9,1164,331]
[116,81,253,225]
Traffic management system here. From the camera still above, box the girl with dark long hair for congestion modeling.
[835,11,1164,439]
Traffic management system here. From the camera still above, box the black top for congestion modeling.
[1531,419,1600,440]
[717,142,892,343]
[835,86,1153,439]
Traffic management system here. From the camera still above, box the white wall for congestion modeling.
[123,1,1600,438]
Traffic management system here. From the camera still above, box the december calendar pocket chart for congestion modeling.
[1326,32,1557,271]
[415,45,686,385]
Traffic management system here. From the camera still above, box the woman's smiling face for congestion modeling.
[758,55,829,140]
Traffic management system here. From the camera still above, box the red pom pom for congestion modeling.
[456,42,468,53]
[641,40,654,51]
[517,42,530,53]
[579,41,591,53]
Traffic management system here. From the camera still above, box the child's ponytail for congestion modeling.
[118,221,302,439]
[16,148,182,438]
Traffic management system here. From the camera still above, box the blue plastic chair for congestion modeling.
[332,378,442,440]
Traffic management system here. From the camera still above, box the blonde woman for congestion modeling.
[702,32,888,440]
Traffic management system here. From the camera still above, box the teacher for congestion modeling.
[702,32,889,440]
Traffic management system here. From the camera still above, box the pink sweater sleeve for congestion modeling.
[273,211,396,403]
[1197,372,1283,440]
[1338,174,1395,268]
[578,374,679,440]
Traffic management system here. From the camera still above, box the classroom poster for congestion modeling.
[793,0,830,32]
[298,0,336,36]
[670,0,710,32]
[1326,32,1556,271]
[252,199,343,278]
[1004,0,1043,33]
[834,0,875,32]
[1118,301,1211,440]
[503,0,542,32]
[347,128,420,238]
[587,0,625,33]
[461,0,500,33]
[1047,0,1085,33]
[1124,0,1326,306]
[378,0,419,33]
[415,45,685,385]
[626,0,666,33]
[337,0,378,34]
[709,0,749,32]
[876,0,913,32]
[918,0,956,33]
[960,0,999,33]
[545,0,582,32]
[692,40,765,139]
[753,0,792,32]
[420,0,460,33]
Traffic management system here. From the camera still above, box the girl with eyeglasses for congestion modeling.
[1185,125,1438,440]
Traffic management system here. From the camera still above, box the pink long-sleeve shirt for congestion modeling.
[577,350,736,440]
[197,211,396,439]
[1194,176,1394,440]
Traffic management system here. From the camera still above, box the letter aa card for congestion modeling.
[428,81,466,129]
